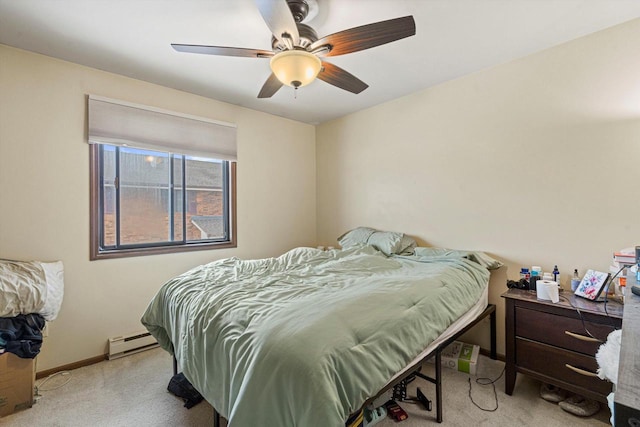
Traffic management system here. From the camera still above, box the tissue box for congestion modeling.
[0,353,35,417]
[440,341,479,375]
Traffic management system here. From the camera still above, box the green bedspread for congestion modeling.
[141,245,489,427]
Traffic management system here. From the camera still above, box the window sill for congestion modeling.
[90,241,237,260]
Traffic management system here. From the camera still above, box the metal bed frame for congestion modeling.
[363,303,497,424]
[172,303,496,426]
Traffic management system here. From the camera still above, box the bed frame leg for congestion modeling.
[490,307,497,360]
[435,350,443,423]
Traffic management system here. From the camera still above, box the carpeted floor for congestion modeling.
[1,348,611,426]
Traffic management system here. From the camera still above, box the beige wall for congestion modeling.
[316,19,640,355]
[0,45,316,371]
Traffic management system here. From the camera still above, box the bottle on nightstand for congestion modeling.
[571,269,580,292]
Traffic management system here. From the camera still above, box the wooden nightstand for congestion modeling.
[502,288,623,403]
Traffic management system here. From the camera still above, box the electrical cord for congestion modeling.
[35,371,72,397]
[558,294,603,341]
[557,267,623,341]
[601,263,628,328]
[467,366,505,412]
[570,264,625,333]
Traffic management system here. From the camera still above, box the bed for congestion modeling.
[141,238,499,427]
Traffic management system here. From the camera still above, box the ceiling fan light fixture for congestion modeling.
[270,50,321,88]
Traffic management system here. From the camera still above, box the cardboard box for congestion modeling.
[440,341,479,375]
[0,353,35,418]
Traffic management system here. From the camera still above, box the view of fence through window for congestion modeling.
[101,145,225,247]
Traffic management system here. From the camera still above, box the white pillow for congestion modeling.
[0,259,64,320]
[0,260,46,317]
[39,261,65,321]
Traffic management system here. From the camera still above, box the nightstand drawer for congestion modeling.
[516,338,612,396]
[515,307,614,355]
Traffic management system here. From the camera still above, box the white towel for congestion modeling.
[596,329,621,384]
[596,329,621,426]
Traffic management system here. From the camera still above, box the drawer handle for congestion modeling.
[565,364,599,377]
[564,331,602,343]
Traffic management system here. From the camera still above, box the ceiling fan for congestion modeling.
[171,0,416,98]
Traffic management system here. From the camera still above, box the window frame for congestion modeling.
[89,144,237,260]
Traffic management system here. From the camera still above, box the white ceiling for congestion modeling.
[1,0,640,124]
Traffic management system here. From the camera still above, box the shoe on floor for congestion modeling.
[539,383,567,403]
[558,394,600,417]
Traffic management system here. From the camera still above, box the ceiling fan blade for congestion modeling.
[255,0,299,48]
[258,73,284,98]
[309,15,416,57]
[172,44,274,58]
[317,61,368,94]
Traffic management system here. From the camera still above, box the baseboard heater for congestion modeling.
[108,331,159,360]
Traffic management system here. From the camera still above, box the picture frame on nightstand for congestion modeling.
[574,269,610,301]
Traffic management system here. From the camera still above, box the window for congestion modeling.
[88,96,236,259]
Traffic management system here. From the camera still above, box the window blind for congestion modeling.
[87,95,237,161]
